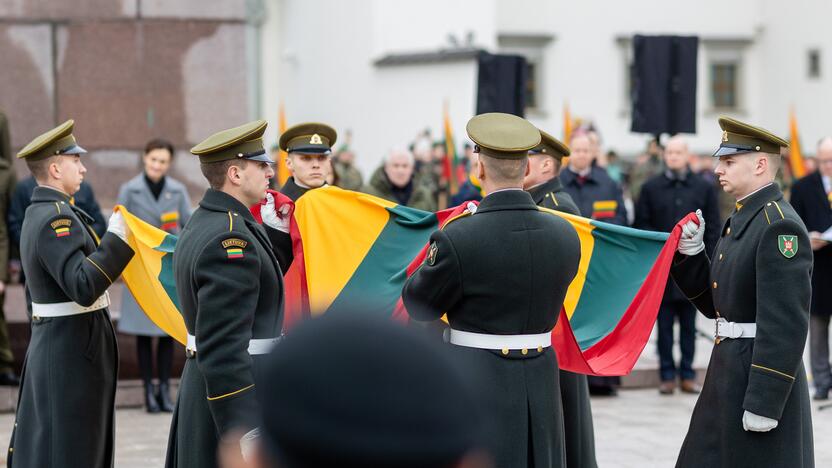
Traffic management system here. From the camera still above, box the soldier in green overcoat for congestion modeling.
[671,117,814,467]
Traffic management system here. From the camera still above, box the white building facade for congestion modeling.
[255,0,832,175]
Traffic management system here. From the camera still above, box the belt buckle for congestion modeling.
[714,318,725,344]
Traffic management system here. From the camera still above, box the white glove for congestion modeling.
[677,209,705,256]
[261,192,291,233]
[107,211,129,242]
[239,427,260,462]
[743,410,778,432]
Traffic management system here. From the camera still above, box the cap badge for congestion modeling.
[722,131,729,142]
[310,134,323,145]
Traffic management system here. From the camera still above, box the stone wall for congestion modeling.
[0,0,254,206]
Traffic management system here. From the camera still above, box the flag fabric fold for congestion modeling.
[118,187,694,377]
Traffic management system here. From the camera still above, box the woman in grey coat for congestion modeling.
[117,139,192,413]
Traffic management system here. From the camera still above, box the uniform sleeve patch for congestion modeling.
[222,238,247,259]
[778,235,798,258]
[51,218,72,237]
[426,243,438,266]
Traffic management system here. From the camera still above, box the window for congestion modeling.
[704,38,751,112]
[808,49,821,79]
[711,63,738,109]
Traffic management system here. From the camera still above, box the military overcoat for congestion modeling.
[403,189,581,468]
[529,176,597,468]
[671,183,814,467]
[8,186,134,468]
[165,189,284,468]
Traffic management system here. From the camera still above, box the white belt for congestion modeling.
[32,292,110,319]
[186,333,280,356]
[447,328,551,351]
[715,318,756,339]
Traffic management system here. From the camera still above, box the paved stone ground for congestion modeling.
[1,311,828,466]
[0,388,828,467]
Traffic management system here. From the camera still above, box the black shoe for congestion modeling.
[814,388,829,401]
[0,371,20,386]
[144,382,161,413]
[157,382,174,413]
[589,385,618,397]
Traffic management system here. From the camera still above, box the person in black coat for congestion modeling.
[789,136,832,400]
[8,120,134,468]
[524,129,597,468]
[671,117,813,468]
[403,113,581,468]
[634,136,721,395]
[559,133,627,226]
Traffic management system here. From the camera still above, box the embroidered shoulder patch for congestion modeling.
[778,235,798,258]
[222,238,248,249]
[426,243,438,266]
[222,238,247,259]
[51,218,72,238]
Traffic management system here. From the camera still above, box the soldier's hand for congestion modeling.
[677,209,705,256]
[742,410,778,432]
[107,210,130,243]
[261,192,291,234]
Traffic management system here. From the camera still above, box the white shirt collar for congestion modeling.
[737,182,774,204]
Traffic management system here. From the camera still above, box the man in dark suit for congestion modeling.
[671,117,813,467]
[790,136,832,400]
[635,136,721,395]
[403,113,581,468]
[524,129,596,468]
[560,133,627,226]
[166,120,287,468]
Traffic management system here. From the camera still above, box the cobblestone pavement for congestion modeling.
[0,388,828,467]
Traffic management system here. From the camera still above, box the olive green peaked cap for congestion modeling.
[466,113,541,159]
[279,122,337,155]
[191,119,272,164]
[17,119,87,161]
[531,129,570,160]
[713,116,789,157]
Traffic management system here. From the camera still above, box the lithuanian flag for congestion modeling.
[119,187,691,376]
[116,206,187,344]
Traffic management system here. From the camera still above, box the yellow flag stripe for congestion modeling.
[117,206,188,344]
[294,187,397,314]
[538,207,596,319]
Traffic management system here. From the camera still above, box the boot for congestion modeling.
[157,381,175,413]
[144,382,160,413]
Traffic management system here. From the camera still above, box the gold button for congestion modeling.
[9,448,12,453]
[537,346,543,353]
[32,315,40,322]
[501,348,509,356]
[767,203,772,206]
[719,253,723,260]
[726,227,731,235]
[521,348,528,355]
[713,282,718,289]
